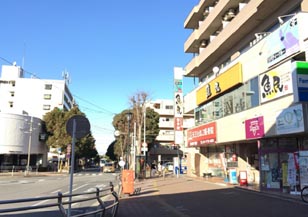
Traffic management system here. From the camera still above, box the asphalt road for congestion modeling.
[0,169,120,216]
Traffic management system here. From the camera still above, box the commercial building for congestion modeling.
[0,64,74,170]
[183,0,308,193]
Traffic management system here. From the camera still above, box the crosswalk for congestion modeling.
[73,172,117,177]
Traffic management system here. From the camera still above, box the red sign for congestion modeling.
[174,117,183,131]
[187,122,216,147]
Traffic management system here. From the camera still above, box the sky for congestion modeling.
[0,0,199,155]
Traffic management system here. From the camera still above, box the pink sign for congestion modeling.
[245,116,264,139]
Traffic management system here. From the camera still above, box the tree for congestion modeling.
[43,106,98,160]
[129,91,148,154]
[109,103,160,160]
[111,110,132,160]
[105,140,117,161]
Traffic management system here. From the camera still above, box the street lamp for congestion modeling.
[126,111,133,169]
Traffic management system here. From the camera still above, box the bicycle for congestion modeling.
[301,186,308,203]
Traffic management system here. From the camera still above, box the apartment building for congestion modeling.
[0,64,74,170]
[147,99,194,160]
[183,0,308,194]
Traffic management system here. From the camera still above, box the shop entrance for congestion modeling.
[260,138,298,191]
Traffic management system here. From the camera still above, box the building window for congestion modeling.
[43,105,51,110]
[10,91,15,97]
[166,105,173,110]
[44,94,52,100]
[45,84,52,90]
[9,101,13,108]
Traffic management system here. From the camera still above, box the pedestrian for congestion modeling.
[151,161,157,177]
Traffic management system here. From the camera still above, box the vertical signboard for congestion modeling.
[174,67,184,145]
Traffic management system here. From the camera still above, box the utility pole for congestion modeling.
[26,116,33,176]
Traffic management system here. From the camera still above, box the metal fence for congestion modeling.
[0,182,119,217]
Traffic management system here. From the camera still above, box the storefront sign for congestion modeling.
[276,104,304,135]
[196,63,242,105]
[245,116,265,139]
[295,61,308,101]
[259,62,293,104]
[266,16,299,67]
[187,122,216,147]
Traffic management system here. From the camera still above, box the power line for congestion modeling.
[0,56,118,117]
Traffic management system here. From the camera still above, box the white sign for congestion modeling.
[118,160,125,168]
[276,104,304,135]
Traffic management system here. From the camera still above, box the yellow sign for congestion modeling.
[196,63,243,105]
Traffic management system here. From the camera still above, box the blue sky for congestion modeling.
[0,0,199,154]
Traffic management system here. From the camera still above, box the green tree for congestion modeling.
[43,106,98,160]
[109,107,159,160]
[105,140,117,161]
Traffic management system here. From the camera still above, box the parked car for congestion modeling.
[102,162,115,173]
[162,162,174,171]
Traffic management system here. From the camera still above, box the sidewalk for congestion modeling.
[116,174,303,217]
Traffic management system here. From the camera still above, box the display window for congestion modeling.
[260,138,299,191]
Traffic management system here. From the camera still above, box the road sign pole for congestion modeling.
[68,119,76,217]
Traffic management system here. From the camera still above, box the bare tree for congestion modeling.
[129,91,149,155]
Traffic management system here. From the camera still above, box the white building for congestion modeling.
[182,0,308,194]
[148,99,194,146]
[147,99,194,162]
[0,64,74,170]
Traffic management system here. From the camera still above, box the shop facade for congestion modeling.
[184,13,308,194]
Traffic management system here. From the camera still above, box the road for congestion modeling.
[0,168,120,216]
[117,176,308,217]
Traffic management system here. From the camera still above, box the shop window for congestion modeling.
[261,139,278,151]
[194,76,260,125]
[302,138,308,150]
[278,138,298,150]
[260,153,280,189]
[223,92,233,116]
[213,99,223,119]
[245,77,259,109]
[233,85,245,113]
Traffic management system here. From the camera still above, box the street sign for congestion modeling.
[119,160,125,168]
[114,130,121,137]
[66,115,90,139]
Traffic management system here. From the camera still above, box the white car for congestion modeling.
[162,162,174,171]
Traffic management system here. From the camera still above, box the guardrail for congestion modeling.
[0,182,119,217]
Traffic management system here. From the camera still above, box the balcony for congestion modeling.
[184,0,288,77]
[156,134,174,142]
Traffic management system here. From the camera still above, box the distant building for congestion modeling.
[0,64,74,170]
[147,99,194,162]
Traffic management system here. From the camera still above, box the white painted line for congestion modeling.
[32,199,50,207]
[51,189,62,194]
